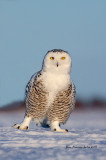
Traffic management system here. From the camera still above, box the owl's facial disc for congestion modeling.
[43,50,72,74]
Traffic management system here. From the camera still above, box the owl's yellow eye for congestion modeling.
[50,57,54,60]
[61,57,66,60]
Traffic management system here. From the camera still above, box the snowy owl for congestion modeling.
[13,49,76,132]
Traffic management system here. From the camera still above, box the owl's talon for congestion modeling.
[17,126,20,129]
[26,126,28,130]
[13,124,20,129]
[13,123,29,130]
[51,121,69,133]
[65,129,68,132]
[13,117,31,130]
[15,125,28,130]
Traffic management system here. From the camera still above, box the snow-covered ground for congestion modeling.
[0,109,106,160]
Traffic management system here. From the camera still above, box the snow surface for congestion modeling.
[0,110,106,160]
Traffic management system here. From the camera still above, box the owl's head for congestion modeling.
[42,49,72,74]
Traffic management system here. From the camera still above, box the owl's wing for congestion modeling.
[71,82,76,99]
[25,71,40,97]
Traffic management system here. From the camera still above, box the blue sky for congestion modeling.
[0,0,106,106]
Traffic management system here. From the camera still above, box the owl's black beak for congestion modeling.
[57,62,59,67]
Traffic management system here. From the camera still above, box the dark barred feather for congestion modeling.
[25,72,76,124]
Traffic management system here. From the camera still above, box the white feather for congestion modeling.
[41,51,72,107]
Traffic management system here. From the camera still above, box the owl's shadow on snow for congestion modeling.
[37,119,61,129]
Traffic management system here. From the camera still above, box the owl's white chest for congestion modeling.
[42,72,71,106]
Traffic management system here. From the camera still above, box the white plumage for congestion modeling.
[13,49,76,132]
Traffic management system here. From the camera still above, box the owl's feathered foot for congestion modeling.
[50,121,68,133]
[13,124,29,130]
[13,116,31,130]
